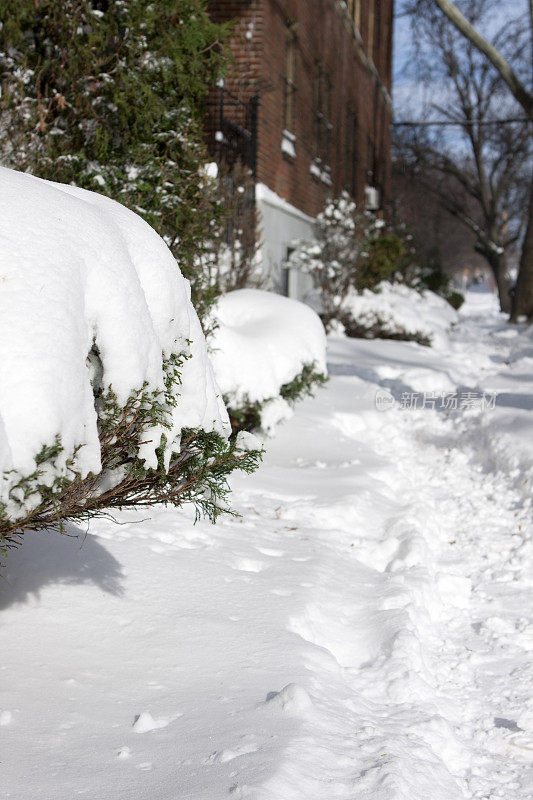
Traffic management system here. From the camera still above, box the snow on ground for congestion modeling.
[1,286,532,799]
[0,167,227,512]
[339,281,458,347]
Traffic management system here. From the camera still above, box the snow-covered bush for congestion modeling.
[288,193,377,317]
[411,251,465,311]
[209,290,327,436]
[289,193,463,343]
[0,0,230,324]
[0,169,260,558]
[337,282,458,347]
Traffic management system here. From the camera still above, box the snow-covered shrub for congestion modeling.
[446,291,465,310]
[288,193,462,342]
[209,290,327,436]
[288,193,378,317]
[338,282,458,347]
[0,0,230,324]
[0,169,260,558]
[412,254,465,311]
[361,233,408,290]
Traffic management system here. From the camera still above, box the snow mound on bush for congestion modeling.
[210,289,327,433]
[0,167,229,504]
[341,282,458,347]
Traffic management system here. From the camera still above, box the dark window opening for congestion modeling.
[313,63,332,165]
[283,22,297,133]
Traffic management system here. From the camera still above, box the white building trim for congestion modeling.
[255,183,316,302]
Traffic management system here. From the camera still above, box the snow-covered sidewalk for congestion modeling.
[1,289,532,799]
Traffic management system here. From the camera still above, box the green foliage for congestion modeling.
[356,233,407,292]
[279,363,328,403]
[337,311,432,347]
[413,250,465,310]
[0,3,266,561]
[226,399,262,437]
[289,194,416,311]
[226,362,328,435]
[288,194,372,317]
[0,0,230,322]
[446,291,465,310]
[195,163,267,311]
[0,351,262,558]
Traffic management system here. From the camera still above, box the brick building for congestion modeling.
[206,0,394,298]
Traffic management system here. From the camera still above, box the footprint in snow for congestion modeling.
[206,741,258,764]
[264,683,312,715]
[0,710,12,726]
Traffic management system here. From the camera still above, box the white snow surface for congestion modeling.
[0,168,229,512]
[209,289,327,433]
[1,285,532,799]
[340,281,458,347]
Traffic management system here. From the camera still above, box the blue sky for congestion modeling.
[392,0,529,118]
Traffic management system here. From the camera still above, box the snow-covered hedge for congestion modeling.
[0,168,260,553]
[336,282,458,347]
[209,290,327,435]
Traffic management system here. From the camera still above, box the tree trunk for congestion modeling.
[485,249,512,314]
[511,180,533,321]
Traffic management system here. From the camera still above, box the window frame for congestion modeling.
[283,21,297,134]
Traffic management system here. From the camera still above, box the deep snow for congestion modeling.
[0,168,228,516]
[1,287,532,799]
[210,289,327,434]
[339,281,458,347]
[210,289,327,405]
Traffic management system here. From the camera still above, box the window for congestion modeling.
[313,63,332,166]
[283,22,297,133]
[324,74,332,165]
[368,0,375,60]
[313,61,322,159]
[373,0,381,65]
[345,107,359,197]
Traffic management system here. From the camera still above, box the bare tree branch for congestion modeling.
[434,0,533,117]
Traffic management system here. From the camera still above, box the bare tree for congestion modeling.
[399,0,531,313]
[392,154,492,278]
[427,0,533,319]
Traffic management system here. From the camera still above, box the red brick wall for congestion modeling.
[207,0,393,218]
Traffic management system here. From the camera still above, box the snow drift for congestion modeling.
[209,289,327,434]
[339,281,458,347]
[0,167,229,518]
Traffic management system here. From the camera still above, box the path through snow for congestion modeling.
[1,289,532,799]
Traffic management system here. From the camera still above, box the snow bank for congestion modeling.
[209,289,327,433]
[0,167,229,514]
[340,282,458,347]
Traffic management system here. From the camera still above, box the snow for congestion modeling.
[209,289,327,433]
[340,281,458,347]
[280,131,297,159]
[255,182,315,224]
[0,167,229,515]
[1,285,532,799]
